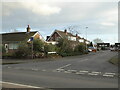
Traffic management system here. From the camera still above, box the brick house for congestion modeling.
[46,29,90,45]
[1,25,44,53]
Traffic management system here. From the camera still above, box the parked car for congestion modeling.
[88,47,97,52]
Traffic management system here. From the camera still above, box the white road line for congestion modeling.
[2,81,43,88]
[76,72,86,75]
[56,69,64,71]
[103,74,114,77]
[57,64,71,69]
[91,71,101,74]
[42,69,46,72]
[31,68,38,71]
[64,71,71,73]
[78,59,89,62]
[88,73,99,76]
[79,70,89,73]
[104,73,116,75]
[7,67,11,68]
[67,70,77,73]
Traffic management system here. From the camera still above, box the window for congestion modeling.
[9,43,18,49]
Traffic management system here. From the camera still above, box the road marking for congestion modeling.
[56,68,64,71]
[31,68,38,71]
[91,71,101,74]
[2,81,43,88]
[79,70,89,73]
[78,59,89,62]
[64,71,71,73]
[7,67,11,68]
[42,69,46,72]
[76,70,89,75]
[67,70,77,73]
[76,72,86,75]
[57,64,71,69]
[88,73,99,76]
[104,73,116,75]
[103,74,114,77]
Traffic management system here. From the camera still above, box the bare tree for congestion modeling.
[65,25,81,35]
[93,38,103,44]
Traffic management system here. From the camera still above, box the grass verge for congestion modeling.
[109,55,119,65]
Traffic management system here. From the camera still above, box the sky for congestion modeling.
[0,0,119,44]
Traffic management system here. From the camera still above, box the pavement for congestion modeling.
[2,50,119,88]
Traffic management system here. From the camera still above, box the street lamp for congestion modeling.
[85,27,88,50]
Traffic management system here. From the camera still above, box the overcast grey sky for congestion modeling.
[1,0,118,44]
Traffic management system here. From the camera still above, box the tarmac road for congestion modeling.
[2,50,118,88]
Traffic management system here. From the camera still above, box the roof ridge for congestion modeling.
[1,31,37,35]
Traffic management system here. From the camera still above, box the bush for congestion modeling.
[57,37,74,54]
[33,39,44,52]
[74,43,86,54]
[44,44,57,57]
[14,43,31,58]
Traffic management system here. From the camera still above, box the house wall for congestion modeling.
[2,42,19,53]
[48,32,60,41]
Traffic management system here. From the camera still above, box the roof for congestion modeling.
[55,30,80,38]
[1,31,37,42]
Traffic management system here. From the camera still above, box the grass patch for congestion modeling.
[109,55,119,65]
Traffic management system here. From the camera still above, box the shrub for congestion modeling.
[44,44,57,57]
[14,43,31,58]
[57,37,74,54]
[74,43,86,54]
[33,39,44,52]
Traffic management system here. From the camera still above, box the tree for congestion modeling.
[33,39,44,52]
[65,25,81,35]
[74,43,86,53]
[57,37,73,53]
[93,38,103,44]
[89,42,93,47]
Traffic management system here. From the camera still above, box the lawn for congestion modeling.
[109,55,119,65]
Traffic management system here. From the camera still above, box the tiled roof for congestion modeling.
[55,30,80,38]
[1,31,37,42]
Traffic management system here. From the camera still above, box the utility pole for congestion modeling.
[86,27,88,50]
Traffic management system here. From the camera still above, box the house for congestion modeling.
[46,29,90,45]
[1,25,44,53]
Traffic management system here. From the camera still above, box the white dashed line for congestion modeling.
[7,67,11,68]
[79,70,89,73]
[76,72,86,75]
[103,74,114,77]
[67,70,77,73]
[57,64,71,69]
[104,73,116,75]
[42,69,46,72]
[64,71,71,73]
[88,73,99,76]
[31,68,38,71]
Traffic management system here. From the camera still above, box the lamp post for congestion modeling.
[85,27,88,50]
[30,37,34,59]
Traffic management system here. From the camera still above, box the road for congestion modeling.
[2,50,118,88]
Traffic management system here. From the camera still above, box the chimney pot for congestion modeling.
[64,29,67,35]
[27,25,31,32]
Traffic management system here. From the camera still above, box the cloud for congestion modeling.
[21,2,61,16]
[2,2,61,16]
[101,22,115,26]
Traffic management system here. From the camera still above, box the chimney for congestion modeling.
[64,29,67,35]
[46,36,50,41]
[76,34,78,37]
[27,25,31,32]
